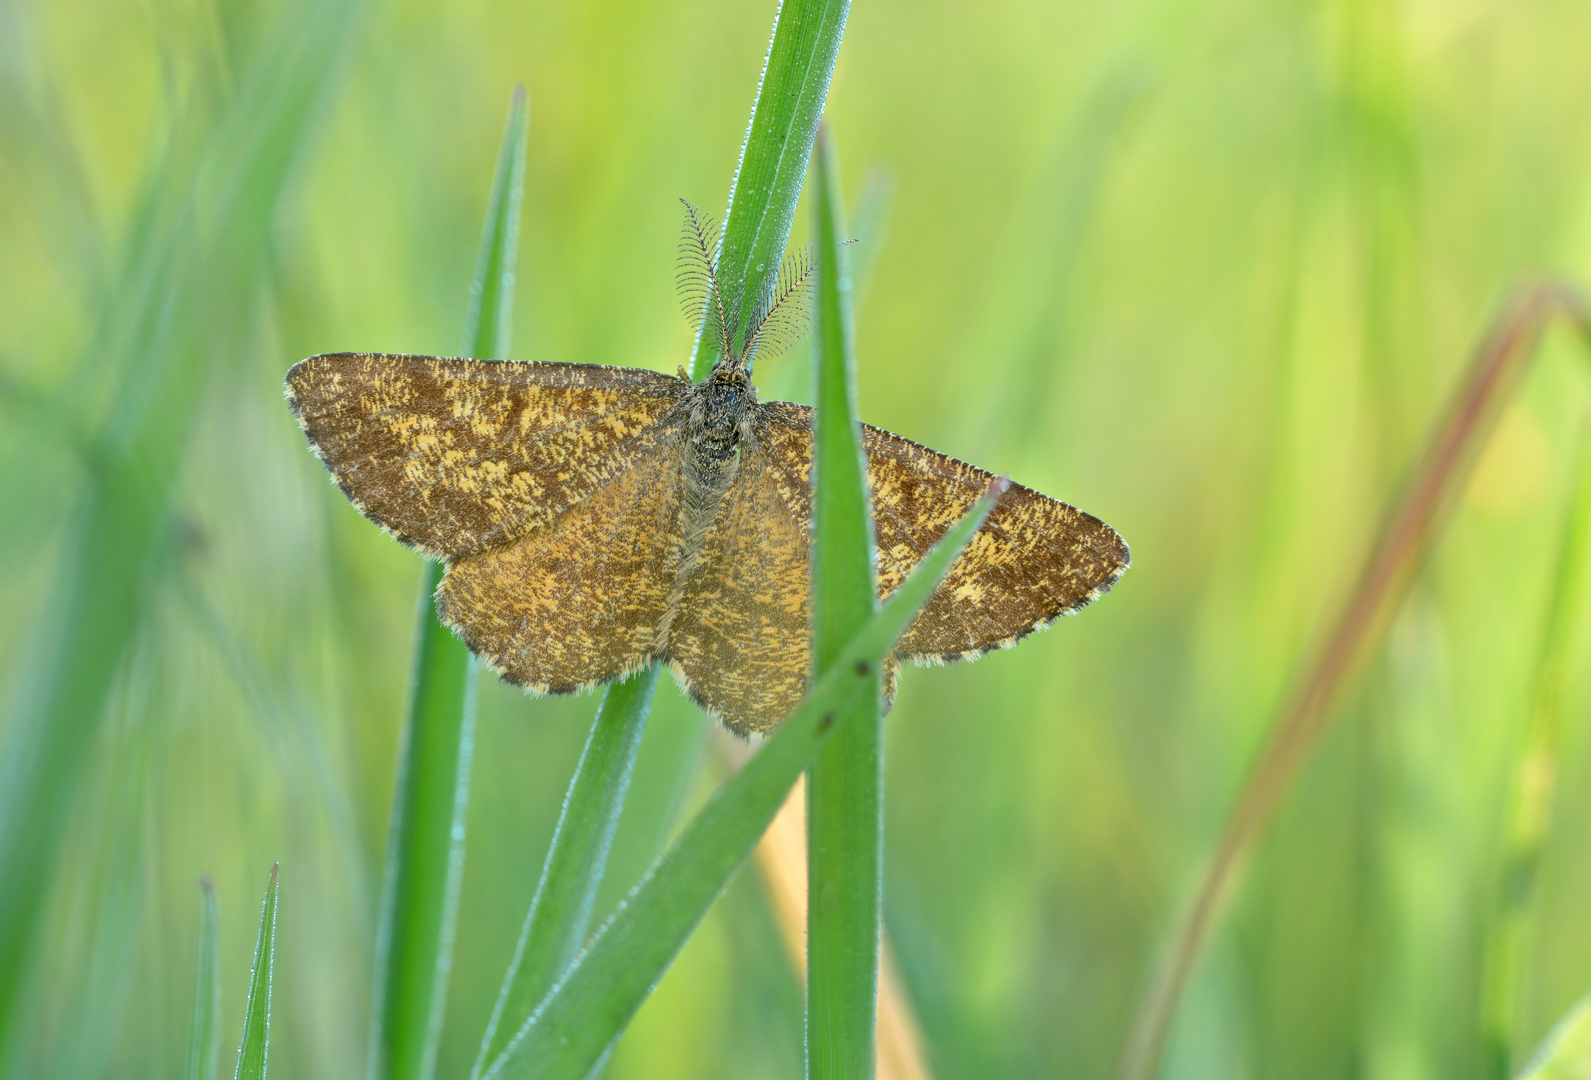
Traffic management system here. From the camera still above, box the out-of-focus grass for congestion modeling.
[186,878,221,1080]
[1482,426,1591,1077]
[0,0,361,1070]
[8,0,1591,1077]
[1119,282,1591,1080]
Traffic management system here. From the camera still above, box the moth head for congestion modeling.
[677,198,815,382]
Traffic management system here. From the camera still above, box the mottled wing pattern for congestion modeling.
[435,439,686,693]
[756,402,1130,663]
[285,353,689,558]
[666,436,812,736]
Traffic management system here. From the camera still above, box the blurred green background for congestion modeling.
[4,0,1591,1076]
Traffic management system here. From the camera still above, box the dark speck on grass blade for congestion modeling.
[481,479,1005,1080]
[233,864,279,1080]
[186,877,222,1080]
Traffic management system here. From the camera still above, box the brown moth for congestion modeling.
[284,202,1129,736]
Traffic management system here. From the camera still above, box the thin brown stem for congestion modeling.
[1115,279,1591,1080]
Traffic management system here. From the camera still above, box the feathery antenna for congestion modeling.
[677,199,817,375]
[677,200,735,368]
[741,243,816,372]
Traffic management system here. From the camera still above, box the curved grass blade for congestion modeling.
[481,479,1005,1080]
[233,865,280,1080]
[368,86,527,1080]
[0,0,363,1051]
[805,125,883,1080]
[688,0,851,379]
[1116,281,1591,1080]
[470,666,660,1080]
[186,877,222,1080]
[1480,427,1591,1077]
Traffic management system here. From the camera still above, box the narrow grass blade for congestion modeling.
[368,87,527,1080]
[1514,990,1591,1080]
[233,865,280,1080]
[482,480,1004,1080]
[470,666,660,1080]
[0,0,361,1051]
[688,0,851,379]
[1116,280,1591,1080]
[806,125,883,1080]
[1480,427,1591,1077]
[186,877,222,1080]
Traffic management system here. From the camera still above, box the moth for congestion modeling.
[285,202,1129,735]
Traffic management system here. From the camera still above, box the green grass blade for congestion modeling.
[805,126,882,1080]
[368,87,528,1080]
[1480,428,1591,1077]
[186,878,222,1080]
[688,0,851,379]
[470,666,660,1080]
[482,480,1004,1080]
[233,865,280,1080]
[0,0,361,1052]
